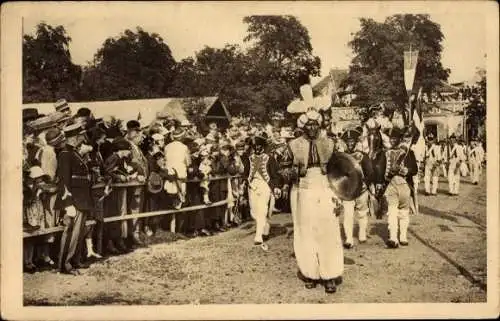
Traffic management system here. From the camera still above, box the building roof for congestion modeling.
[312,68,349,96]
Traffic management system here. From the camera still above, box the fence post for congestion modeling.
[170,213,176,233]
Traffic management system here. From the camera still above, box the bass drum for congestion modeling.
[325,151,364,201]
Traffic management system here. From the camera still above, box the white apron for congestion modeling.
[292,168,344,280]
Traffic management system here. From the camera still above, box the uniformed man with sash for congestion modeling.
[383,127,418,249]
[245,133,282,251]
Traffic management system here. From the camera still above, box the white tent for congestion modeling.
[22,96,231,128]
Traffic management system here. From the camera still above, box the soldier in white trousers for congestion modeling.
[468,138,484,185]
[447,135,466,195]
[341,129,371,249]
[383,127,418,248]
[245,133,282,251]
[423,134,442,195]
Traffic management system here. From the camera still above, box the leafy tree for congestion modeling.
[345,14,450,124]
[171,16,319,119]
[80,27,177,100]
[23,22,82,103]
[243,15,321,93]
[466,67,486,140]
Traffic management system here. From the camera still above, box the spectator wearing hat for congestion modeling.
[164,127,191,210]
[125,120,149,247]
[383,127,418,249]
[23,108,40,124]
[219,143,242,227]
[55,123,95,275]
[86,127,109,257]
[102,138,136,254]
[145,145,170,236]
[74,107,93,129]
[28,128,67,267]
[198,145,214,205]
[446,134,466,195]
[183,142,212,237]
[54,99,71,115]
[423,133,442,195]
[468,138,485,185]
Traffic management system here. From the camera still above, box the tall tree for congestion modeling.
[80,27,177,100]
[243,15,321,93]
[23,22,82,103]
[345,14,450,124]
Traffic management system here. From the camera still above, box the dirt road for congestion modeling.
[24,175,487,305]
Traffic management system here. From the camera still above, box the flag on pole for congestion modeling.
[404,50,419,92]
[404,48,419,125]
[412,87,426,162]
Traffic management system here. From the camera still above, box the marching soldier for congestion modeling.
[245,133,282,251]
[423,133,442,195]
[468,138,485,185]
[447,135,466,195]
[383,127,418,249]
[341,129,373,248]
[55,123,95,274]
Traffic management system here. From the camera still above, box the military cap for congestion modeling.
[341,129,361,142]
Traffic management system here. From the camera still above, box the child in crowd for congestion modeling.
[198,145,213,204]
[23,166,58,271]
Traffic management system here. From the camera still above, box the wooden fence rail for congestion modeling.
[24,175,240,239]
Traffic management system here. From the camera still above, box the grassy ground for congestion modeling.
[24,173,487,305]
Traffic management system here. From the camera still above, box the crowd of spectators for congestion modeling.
[22,99,297,273]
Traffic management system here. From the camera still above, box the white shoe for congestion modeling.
[87,251,102,259]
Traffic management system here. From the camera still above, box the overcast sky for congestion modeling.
[22,1,487,84]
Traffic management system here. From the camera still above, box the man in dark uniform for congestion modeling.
[383,127,418,248]
[55,123,95,275]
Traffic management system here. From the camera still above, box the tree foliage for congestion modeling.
[172,16,319,119]
[466,67,486,140]
[24,17,319,121]
[345,14,450,123]
[80,27,177,100]
[23,22,82,103]
[243,15,321,93]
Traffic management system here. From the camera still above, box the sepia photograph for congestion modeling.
[1,1,499,319]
